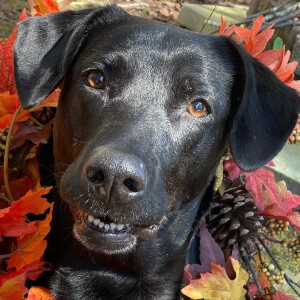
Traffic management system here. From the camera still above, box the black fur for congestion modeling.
[14,5,299,300]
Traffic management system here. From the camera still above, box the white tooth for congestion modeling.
[93,218,100,226]
[104,224,110,231]
[99,222,104,228]
[110,223,116,230]
[88,215,94,223]
[117,224,124,230]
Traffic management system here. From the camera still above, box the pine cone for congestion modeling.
[206,188,264,252]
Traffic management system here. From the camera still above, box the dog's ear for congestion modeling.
[226,38,300,172]
[14,5,128,109]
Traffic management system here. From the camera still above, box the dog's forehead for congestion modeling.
[82,19,218,65]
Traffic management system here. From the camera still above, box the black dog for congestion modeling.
[14,5,299,299]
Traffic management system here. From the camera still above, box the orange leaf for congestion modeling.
[30,0,60,16]
[27,286,56,300]
[0,273,27,300]
[181,258,249,300]
[0,259,44,288]
[0,92,30,129]
[0,10,28,94]
[0,187,51,240]
[7,203,53,271]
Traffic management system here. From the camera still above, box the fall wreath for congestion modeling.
[0,1,299,299]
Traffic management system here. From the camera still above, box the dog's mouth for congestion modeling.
[70,207,165,254]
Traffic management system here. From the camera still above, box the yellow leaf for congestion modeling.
[181,258,249,300]
[213,158,224,192]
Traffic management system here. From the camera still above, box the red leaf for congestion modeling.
[244,168,279,211]
[0,259,44,288]
[263,181,300,229]
[251,15,263,38]
[274,291,298,300]
[0,177,33,201]
[258,49,281,68]
[218,16,227,35]
[11,120,54,149]
[223,159,242,180]
[0,10,28,94]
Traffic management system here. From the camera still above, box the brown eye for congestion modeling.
[188,100,209,118]
[87,71,105,89]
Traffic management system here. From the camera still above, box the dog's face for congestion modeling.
[53,24,235,254]
[14,6,299,256]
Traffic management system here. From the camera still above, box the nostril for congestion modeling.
[87,168,105,185]
[123,178,140,193]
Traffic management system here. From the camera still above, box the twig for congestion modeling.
[28,116,44,128]
[260,233,282,243]
[0,231,42,260]
[272,20,300,29]
[200,0,220,33]
[239,0,296,23]
[3,106,22,204]
[240,246,264,297]
[258,237,300,298]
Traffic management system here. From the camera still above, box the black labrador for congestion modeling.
[14,5,299,300]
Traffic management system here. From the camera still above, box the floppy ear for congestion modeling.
[227,39,300,172]
[14,5,129,109]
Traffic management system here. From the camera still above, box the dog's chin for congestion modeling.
[71,209,165,255]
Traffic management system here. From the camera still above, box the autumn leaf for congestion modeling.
[11,119,55,150]
[0,259,44,288]
[263,181,300,229]
[0,92,30,129]
[244,168,279,212]
[181,257,249,300]
[248,271,270,297]
[7,203,53,271]
[0,187,51,240]
[29,0,60,16]
[198,222,225,273]
[27,286,56,300]
[218,17,235,37]
[274,291,298,300]
[0,10,28,94]
[37,89,60,108]
[259,46,300,90]
[23,146,44,191]
[0,176,33,201]
[223,158,242,181]
[0,273,27,300]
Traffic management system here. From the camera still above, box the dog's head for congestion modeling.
[14,5,299,255]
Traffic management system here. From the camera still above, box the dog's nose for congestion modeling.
[84,147,147,204]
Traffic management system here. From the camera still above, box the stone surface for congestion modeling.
[177,3,247,33]
[291,33,300,77]
[268,144,300,195]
